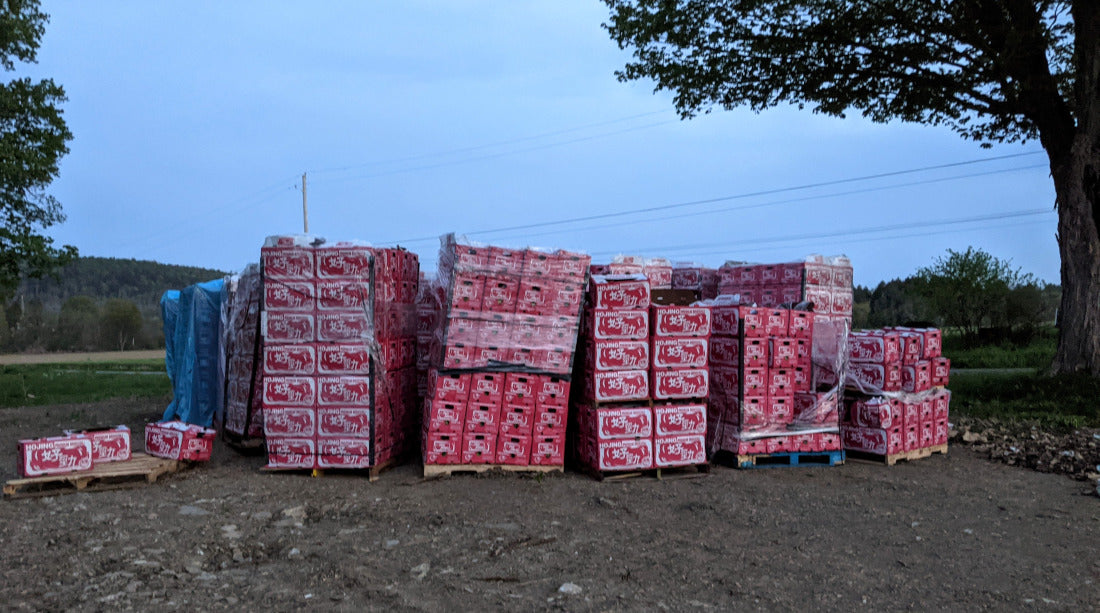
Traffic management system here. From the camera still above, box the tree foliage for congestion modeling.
[913,247,1055,338]
[0,0,75,299]
[100,298,142,351]
[603,0,1100,375]
[50,295,98,351]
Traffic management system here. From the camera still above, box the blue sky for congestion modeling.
[21,1,1058,287]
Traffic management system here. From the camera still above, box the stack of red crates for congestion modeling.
[257,236,420,470]
[842,327,950,456]
[672,263,719,299]
[421,235,589,469]
[222,264,264,444]
[706,299,842,456]
[717,256,853,324]
[572,275,710,473]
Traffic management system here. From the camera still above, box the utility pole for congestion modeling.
[301,172,309,233]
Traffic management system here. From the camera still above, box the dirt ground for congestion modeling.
[2,398,1098,611]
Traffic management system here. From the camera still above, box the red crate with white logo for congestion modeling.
[264,281,316,311]
[847,363,902,392]
[536,375,570,406]
[424,400,465,434]
[495,435,532,465]
[653,404,706,436]
[316,343,372,375]
[317,376,370,406]
[841,426,903,456]
[740,307,766,337]
[461,432,496,464]
[317,408,371,438]
[901,361,932,394]
[263,407,317,437]
[595,438,653,471]
[145,421,215,462]
[589,339,650,371]
[262,311,315,344]
[61,426,132,465]
[848,331,901,364]
[589,308,648,340]
[710,304,740,337]
[423,432,460,465]
[266,437,317,469]
[588,369,649,402]
[652,337,708,369]
[742,338,768,368]
[261,246,314,280]
[594,406,653,440]
[654,435,706,467]
[18,436,93,477]
[530,435,565,465]
[315,246,372,279]
[763,309,788,338]
[709,337,740,367]
[652,368,709,400]
[932,357,951,386]
[317,438,372,469]
[500,404,536,435]
[651,305,711,337]
[262,344,317,376]
[429,371,471,403]
[590,275,651,310]
[788,310,813,338]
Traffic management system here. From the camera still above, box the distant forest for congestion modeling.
[3,257,228,353]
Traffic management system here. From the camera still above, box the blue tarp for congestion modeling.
[161,279,225,427]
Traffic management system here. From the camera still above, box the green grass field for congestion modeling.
[0,359,171,408]
[948,369,1100,429]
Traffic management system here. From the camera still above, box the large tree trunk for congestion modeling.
[1049,0,1100,375]
[1050,151,1100,375]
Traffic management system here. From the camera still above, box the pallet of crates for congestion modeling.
[258,236,421,480]
[706,297,845,469]
[570,273,710,480]
[220,264,266,450]
[842,327,950,464]
[421,234,589,477]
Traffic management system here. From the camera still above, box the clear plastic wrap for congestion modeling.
[257,235,420,469]
[716,255,853,317]
[840,326,951,456]
[429,234,590,376]
[222,264,264,442]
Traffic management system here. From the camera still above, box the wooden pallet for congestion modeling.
[3,453,182,499]
[584,463,710,482]
[729,449,846,469]
[846,444,948,466]
[260,455,405,482]
[422,463,563,479]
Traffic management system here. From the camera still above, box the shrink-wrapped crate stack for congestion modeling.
[571,275,710,473]
[421,235,589,468]
[705,298,843,456]
[842,327,951,457]
[717,256,853,325]
[257,235,420,470]
[221,265,265,443]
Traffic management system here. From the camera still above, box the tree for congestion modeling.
[1,0,76,299]
[50,295,98,351]
[913,246,1038,337]
[100,298,142,351]
[603,1,1100,375]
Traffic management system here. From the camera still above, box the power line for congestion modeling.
[384,150,1047,244]
[307,110,671,175]
[669,218,1053,262]
[477,163,1047,247]
[308,119,678,187]
[587,208,1053,257]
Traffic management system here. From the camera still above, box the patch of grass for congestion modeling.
[0,360,171,408]
[949,370,1100,430]
[945,337,1056,369]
